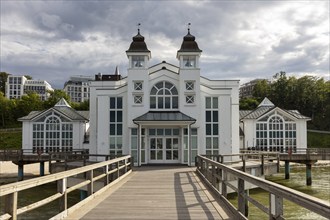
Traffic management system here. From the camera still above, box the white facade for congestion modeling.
[240,98,310,152]
[5,75,54,100]
[88,29,240,165]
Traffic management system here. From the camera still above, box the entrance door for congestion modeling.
[149,137,179,163]
[165,138,179,161]
[150,138,163,161]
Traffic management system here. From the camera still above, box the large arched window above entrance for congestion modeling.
[150,81,178,110]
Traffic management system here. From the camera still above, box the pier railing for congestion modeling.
[0,155,132,220]
[202,152,280,174]
[0,149,89,162]
[196,155,330,219]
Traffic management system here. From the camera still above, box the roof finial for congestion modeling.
[187,23,191,34]
[137,23,141,34]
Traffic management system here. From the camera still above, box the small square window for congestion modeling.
[134,95,143,104]
[186,82,194,90]
[186,95,194,104]
[134,82,143,90]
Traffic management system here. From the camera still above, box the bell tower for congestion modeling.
[177,24,202,69]
[126,25,151,70]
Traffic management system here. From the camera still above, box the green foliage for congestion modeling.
[0,72,10,94]
[252,72,330,131]
[0,89,89,129]
[70,100,90,110]
[253,79,271,102]
[307,131,330,148]
[43,89,71,109]
[239,98,259,110]
[0,130,22,149]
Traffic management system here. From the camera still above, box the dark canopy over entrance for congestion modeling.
[133,111,196,125]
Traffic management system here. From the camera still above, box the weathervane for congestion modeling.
[137,23,141,34]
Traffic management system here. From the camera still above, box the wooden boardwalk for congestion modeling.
[66,166,235,220]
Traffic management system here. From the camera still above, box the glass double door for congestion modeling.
[149,137,179,163]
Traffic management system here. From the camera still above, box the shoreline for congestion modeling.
[1,160,329,184]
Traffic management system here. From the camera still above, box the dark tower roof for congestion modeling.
[126,29,150,53]
[178,29,202,52]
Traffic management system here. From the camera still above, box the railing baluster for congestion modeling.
[238,178,248,217]
[269,193,283,220]
[87,170,94,196]
[57,178,67,212]
[4,192,18,220]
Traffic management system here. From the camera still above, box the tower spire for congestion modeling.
[187,23,191,34]
[137,23,141,34]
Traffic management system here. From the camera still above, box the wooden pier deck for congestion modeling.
[66,166,236,220]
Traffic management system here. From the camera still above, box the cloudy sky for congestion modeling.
[1,0,329,89]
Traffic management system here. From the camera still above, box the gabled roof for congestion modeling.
[240,106,275,119]
[18,99,89,122]
[258,97,274,107]
[240,97,310,120]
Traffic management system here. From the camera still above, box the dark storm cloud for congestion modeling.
[1,1,329,88]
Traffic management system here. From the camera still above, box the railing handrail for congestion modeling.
[0,155,131,196]
[0,155,132,220]
[196,155,330,219]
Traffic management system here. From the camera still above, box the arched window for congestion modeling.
[268,115,284,150]
[45,116,61,147]
[150,81,178,110]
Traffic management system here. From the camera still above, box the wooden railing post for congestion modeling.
[211,164,216,187]
[57,178,67,212]
[125,158,128,173]
[242,155,246,172]
[221,169,227,198]
[117,161,120,179]
[87,170,93,196]
[261,154,265,176]
[238,178,248,217]
[104,164,109,186]
[269,193,283,219]
[4,192,18,220]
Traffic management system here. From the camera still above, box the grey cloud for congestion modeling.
[1,0,328,88]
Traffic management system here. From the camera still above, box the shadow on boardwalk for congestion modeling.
[66,166,235,220]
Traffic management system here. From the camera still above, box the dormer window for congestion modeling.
[132,56,144,68]
[183,56,196,68]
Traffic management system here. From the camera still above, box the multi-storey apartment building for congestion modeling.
[63,76,93,102]
[5,75,53,100]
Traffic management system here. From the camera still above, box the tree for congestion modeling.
[15,93,43,119]
[239,98,259,110]
[253,79,271,102]
[0,72,10,94]
[43,89,71,108]
[24,75,32,80]
[0,92,17,128]
[251,72,330,130]
[71,100,90,110]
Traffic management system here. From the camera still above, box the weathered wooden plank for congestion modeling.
[66,166,236,220]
